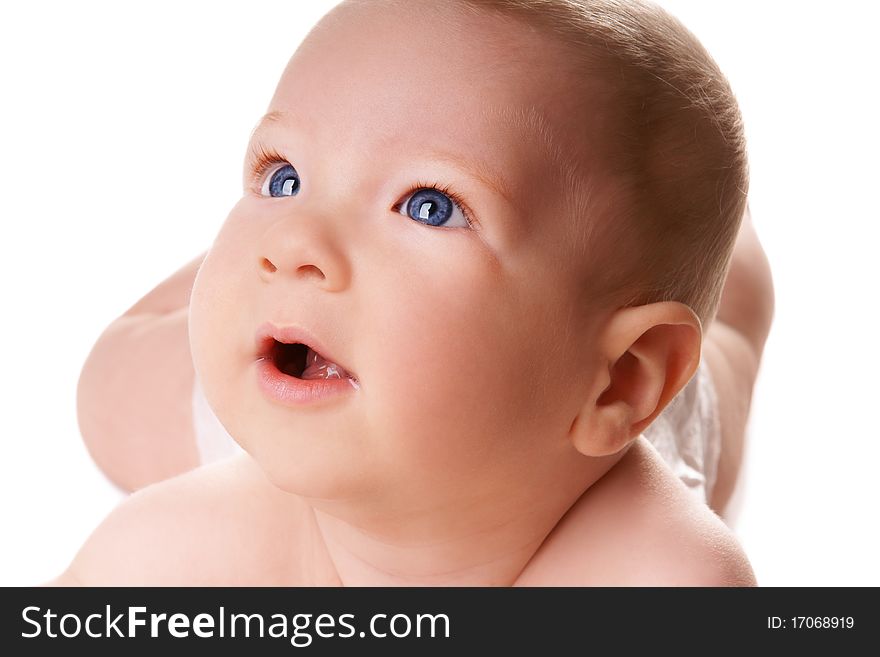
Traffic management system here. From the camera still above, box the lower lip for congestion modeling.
[256,358,358,406]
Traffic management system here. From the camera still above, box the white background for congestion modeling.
[1,1,878,586]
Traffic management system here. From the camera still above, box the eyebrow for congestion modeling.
[251,109,290,131]
[421,148,515,203]
[247,110,289,150]
[249,104,567,205]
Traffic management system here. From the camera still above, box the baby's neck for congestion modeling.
[301,451,628,587]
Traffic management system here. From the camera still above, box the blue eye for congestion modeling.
[401,188,468,228]
[263,163,301,197]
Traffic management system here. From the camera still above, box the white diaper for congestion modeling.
[192,359,722,505]
[641,358,722,505]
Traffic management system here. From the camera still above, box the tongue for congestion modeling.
[300,346,353,380]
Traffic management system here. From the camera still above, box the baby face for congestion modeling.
[190,0,606,502]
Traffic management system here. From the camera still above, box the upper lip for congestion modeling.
[254,321,357,379]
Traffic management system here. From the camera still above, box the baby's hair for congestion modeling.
[458,0,749,329]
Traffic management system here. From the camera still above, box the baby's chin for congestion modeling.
[243,433,379,502]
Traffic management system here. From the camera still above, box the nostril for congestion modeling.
[261,258,277,273]
[297,264,325,279]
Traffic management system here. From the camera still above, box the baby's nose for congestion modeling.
[257,214,351,292]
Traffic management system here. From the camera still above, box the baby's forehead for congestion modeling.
[276,6,576,133]
[264,2,598,222]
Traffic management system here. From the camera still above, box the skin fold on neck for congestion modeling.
[299,446,630,586]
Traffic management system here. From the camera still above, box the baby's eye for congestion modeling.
[397,187,469,228]
[261,163,301,197]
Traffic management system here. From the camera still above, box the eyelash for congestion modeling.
[248,144,286,189]
[247,146,476,229]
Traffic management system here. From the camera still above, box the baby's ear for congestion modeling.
[569,301,702,457]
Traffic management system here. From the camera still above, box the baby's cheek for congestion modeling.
[369,276,538,473]
[188,240,248,399]
[188,260,224,396]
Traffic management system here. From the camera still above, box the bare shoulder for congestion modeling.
[518,438,756,586]
[56,454,306,585]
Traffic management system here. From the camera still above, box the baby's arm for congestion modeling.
[702,206,775,515]
[77,253,205,491]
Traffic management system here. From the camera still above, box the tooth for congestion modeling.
[300,346,353,381]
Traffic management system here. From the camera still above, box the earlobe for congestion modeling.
[568,301,702,458]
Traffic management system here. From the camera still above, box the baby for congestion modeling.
[60,0,774,586]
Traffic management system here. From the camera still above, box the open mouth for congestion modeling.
[271,341,308,378]
[263,338,357,383]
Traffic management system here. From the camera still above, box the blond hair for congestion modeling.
[461,0,749,328]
